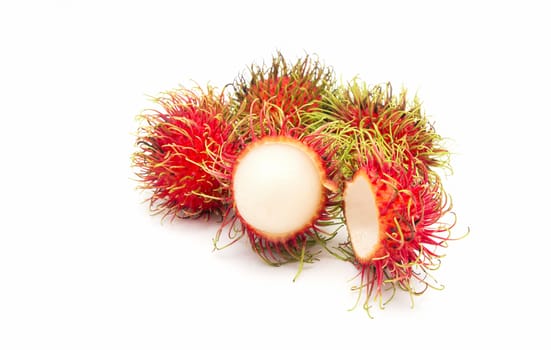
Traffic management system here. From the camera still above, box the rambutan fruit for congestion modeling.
[323,80,449,174]
[132,86,236,220]
[212,104,341,271]
[234,52,334,121]
[333,125,457,316]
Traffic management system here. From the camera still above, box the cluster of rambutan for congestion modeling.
[132,52,460,316]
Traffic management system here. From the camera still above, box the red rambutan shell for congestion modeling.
[324,81,449,172]
[342,149,453,312]
[132,86,235,219]
[235,52,334,120]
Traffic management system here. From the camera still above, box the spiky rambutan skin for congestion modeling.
[342,150,453,313]
[211,104,341,267]
[330,124,457,315]
[234,52,335,122]
[323,80,449,175]
[132,86,236,220]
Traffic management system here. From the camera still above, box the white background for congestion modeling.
[1,1,549,349]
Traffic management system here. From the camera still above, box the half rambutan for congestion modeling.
[132,86,236,220]
[211,104,341,271]
[234,52,334,121]
[333,126,457,316]
[323,80,449,174]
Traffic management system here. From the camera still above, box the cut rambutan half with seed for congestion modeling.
[132,86,236,220]
[323,80,449,173]
[213,105,340,270]
[234,52,334,120]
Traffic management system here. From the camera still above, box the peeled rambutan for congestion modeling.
[212,104,340,270]
[323,80,449,174]
[132,86,235,219]
[234,52,334,121]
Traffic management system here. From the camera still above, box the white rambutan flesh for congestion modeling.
[232,137,325,242]
[343,169,381,263]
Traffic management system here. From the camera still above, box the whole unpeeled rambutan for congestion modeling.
[132,86,235,219]
[234,52,334,121]
[323,80,449,175]
[211,104,341,271]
